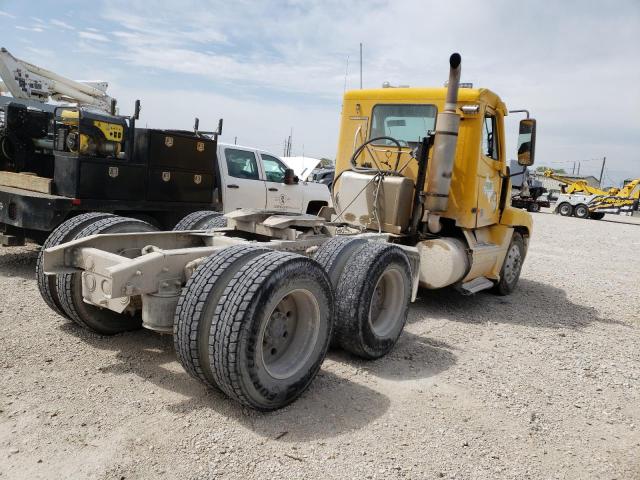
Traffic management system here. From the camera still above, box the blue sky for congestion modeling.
[1,0,639,185]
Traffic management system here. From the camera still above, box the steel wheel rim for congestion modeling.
[576,206,587,217]
[368,267,405,338]
[503,244,522,284]
[259,289,320,380]
[560,205,570,215]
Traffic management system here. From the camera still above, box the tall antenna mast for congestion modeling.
[343,55,350,93]
[359,43,363,89]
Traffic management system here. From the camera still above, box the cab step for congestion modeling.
[459,276,494,295]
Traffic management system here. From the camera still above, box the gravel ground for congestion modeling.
[0,211,639,480]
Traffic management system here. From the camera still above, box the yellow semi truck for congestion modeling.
[40,53,536,410]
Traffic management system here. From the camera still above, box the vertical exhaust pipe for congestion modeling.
[425,53,462,218]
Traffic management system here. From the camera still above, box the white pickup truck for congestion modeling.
[171,143,332,231]
[216,143,331,215]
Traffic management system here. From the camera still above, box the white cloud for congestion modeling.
[99,1,640,181]
[0,10,15,18]
[15,25,45,33]
[78,31,109,42]
[50,19,75,30]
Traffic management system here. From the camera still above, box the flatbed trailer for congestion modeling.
[0,184,217,245]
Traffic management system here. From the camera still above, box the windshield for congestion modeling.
[370,104,437,146]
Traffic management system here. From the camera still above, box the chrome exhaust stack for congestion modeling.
[424,53,462,231]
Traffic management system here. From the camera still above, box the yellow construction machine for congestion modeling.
[544,169,639,219]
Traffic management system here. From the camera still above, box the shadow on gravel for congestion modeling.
[57,322,390,442]
[411,278,626,329]
[0,247,38,280]
[327,332,456,381]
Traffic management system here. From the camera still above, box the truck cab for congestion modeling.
[216,143,330,215]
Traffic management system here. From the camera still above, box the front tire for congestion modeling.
[558,202,573,217]
[493,232,525,296]
[333,242,412,359]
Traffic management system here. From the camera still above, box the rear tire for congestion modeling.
[574,204,589,219]
[56,216,158,335]
[333,242,412,359]
[173,210,221,231]
[37,212,115,319]
[210,251,333,411]
[558,202,573,216]
[493,232,525,296]
[313,236,368,288]
[527,202,540,213]
[203,215,228,229]
[589,212,605,220]
[174,244,271,390]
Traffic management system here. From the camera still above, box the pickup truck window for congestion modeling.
[261,154,288,183]
[225,148,260,180]
[370,104,437,146]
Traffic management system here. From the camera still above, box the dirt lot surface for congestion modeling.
[0,211,639,479]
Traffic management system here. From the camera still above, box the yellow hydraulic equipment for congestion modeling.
[542,169,612,195]
[617,178,640,199]
[58,109,125,157]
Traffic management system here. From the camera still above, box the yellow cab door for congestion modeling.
[475,108,503,227]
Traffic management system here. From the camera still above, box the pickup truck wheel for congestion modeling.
[37,212,115,319]
[574,204,589,219]
[210,251,333,411]
[174,244,270,390]
[202,215,228,229]
[589,212,605,220]
[527,202,540,213]
[334,243,411,359]
[56,216,158,335]
[313,236,368,288]
[173,210,221,230]
[493,232,525,296]
[558,202,573,216]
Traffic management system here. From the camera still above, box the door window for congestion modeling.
[482,115,499,160]
[225,148,260,180]
[261,154,288,183]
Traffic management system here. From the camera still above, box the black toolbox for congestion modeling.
[135,129,217,203]
[53,152,146,200]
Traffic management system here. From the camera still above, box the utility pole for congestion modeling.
[598,156,606,186]
[577,162,581,176]
[234,136,237,145]
[359,42,363,89]
[572,162,576,175]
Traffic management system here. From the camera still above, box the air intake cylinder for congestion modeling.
[424,53,462,212]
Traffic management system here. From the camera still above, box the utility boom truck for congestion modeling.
[41,54,537,411]
[0,48,329,245]
[544,170,640,219]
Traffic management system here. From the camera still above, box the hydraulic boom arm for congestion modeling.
[0,48,114,113]
[543,169,610,195]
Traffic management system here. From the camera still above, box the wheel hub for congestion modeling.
[260,290,320,380]
[503,244,522,284]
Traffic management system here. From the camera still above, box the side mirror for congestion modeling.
[517,118,536,166]
[283,168,298,185]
